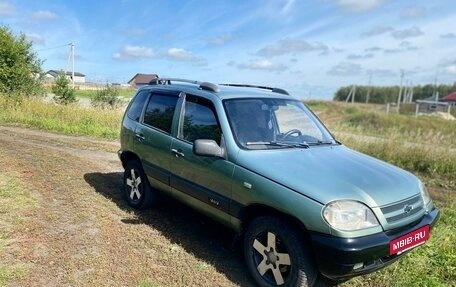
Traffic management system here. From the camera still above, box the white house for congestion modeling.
[43,70,86,83]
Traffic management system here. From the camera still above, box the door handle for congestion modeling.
[135,133,145,141]
[171,148,185,158]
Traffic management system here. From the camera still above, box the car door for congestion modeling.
[169,94,234,226]
[134,90,180,193]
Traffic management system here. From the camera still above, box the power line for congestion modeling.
[35,43,71,52]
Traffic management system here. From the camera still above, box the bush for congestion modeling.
[91,85,122,109]
[0,25,43,101]
[52,72,76,105]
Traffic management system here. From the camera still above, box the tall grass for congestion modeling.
[74,88,136,99]
[0,97,123,139]
[0,163,35,285]
[316,103,456,188]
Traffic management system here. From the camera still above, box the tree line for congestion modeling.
[333,83,456,104]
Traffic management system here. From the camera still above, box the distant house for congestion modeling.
[43,70,86,83]
[128,73,158,88]
[441,92,456,105]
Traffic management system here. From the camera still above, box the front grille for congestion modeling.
[381,194,424,224]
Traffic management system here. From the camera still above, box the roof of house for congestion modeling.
[46,70,85,77]
[441,92,456,102]
[128,73,158,85]
[422,95,439,102]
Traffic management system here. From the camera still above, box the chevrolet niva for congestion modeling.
[118,78,439,287]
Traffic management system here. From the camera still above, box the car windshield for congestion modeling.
[224,98,335,150]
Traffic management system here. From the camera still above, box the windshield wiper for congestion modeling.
[246,141,309,148]
[306,140,335,146]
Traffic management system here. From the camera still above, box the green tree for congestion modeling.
[52,71,76,105]
[91,85,122,109]
[0,25,43,100]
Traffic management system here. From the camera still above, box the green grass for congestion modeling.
[0,97,123,139]
[74,88,136,99]
[0,163,35,286]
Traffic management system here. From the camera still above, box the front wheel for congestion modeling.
[123,160,155,209]
[244,216,317,287]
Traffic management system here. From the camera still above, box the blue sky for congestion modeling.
[1,0,456,99]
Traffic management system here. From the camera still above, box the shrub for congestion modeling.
[52,72,76,105]
[91,85,122,109]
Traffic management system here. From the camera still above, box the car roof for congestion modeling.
[137,78,293,101]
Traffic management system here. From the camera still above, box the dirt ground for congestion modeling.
[0,126,253,287]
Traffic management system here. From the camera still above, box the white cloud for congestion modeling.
[327,62,362,76]
[440,33,456,39]
[445,65,456,74]
[361,26,393,37]
[441,60,456,74]
[400,5,426,19]
[347,53,374,60]
[0,1,15,15]
[166,48,207,66]
[30,10,58,20]
[26,33,45,44]
[334,0,384,12]
[367,68,397,78]
[166,48,194,60]
[206,33,232,45]
[280,0,296,15]
[365,46,383,52]
[256,38,328,57]
[383,48,402,54]
[238,59,288,71]
[391,26,424,39]
[112,45,156,61]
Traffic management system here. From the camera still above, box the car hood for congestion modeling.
[235,145,421,207]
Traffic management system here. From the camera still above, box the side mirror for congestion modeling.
[193,139,223,157]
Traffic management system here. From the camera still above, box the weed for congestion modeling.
[0,97,122,139]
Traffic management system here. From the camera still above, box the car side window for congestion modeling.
[127,90,150,121]
[180,95,221,144]
[143,93,179,134]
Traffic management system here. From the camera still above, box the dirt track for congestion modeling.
[0,126,252,286]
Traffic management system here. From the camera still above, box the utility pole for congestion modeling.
[366,73,372,104]
[66,42,75,89]
[345,85,356,104]
[432,68,439,101]
[71,42,75,89]
[397,69,404,111]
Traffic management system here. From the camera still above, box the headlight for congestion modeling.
[323,200,379,231]
[419,180,431,207]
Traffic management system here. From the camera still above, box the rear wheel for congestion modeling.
[123,160,155,209]
[244,216,317,287]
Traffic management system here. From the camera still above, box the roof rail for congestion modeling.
[149,78,219,92]
[219,84,289,95]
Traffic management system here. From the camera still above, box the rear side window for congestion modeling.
[143,93,179,134]
[127,90,150,121]
[180,95,221,144]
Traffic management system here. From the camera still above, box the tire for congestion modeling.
[244,216,317,287]
[123,160,155,209]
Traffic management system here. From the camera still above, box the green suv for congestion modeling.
[119,78,439,287]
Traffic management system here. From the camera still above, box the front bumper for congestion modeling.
[310,207,440,280]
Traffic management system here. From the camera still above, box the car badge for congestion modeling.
[404,204,413,214]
